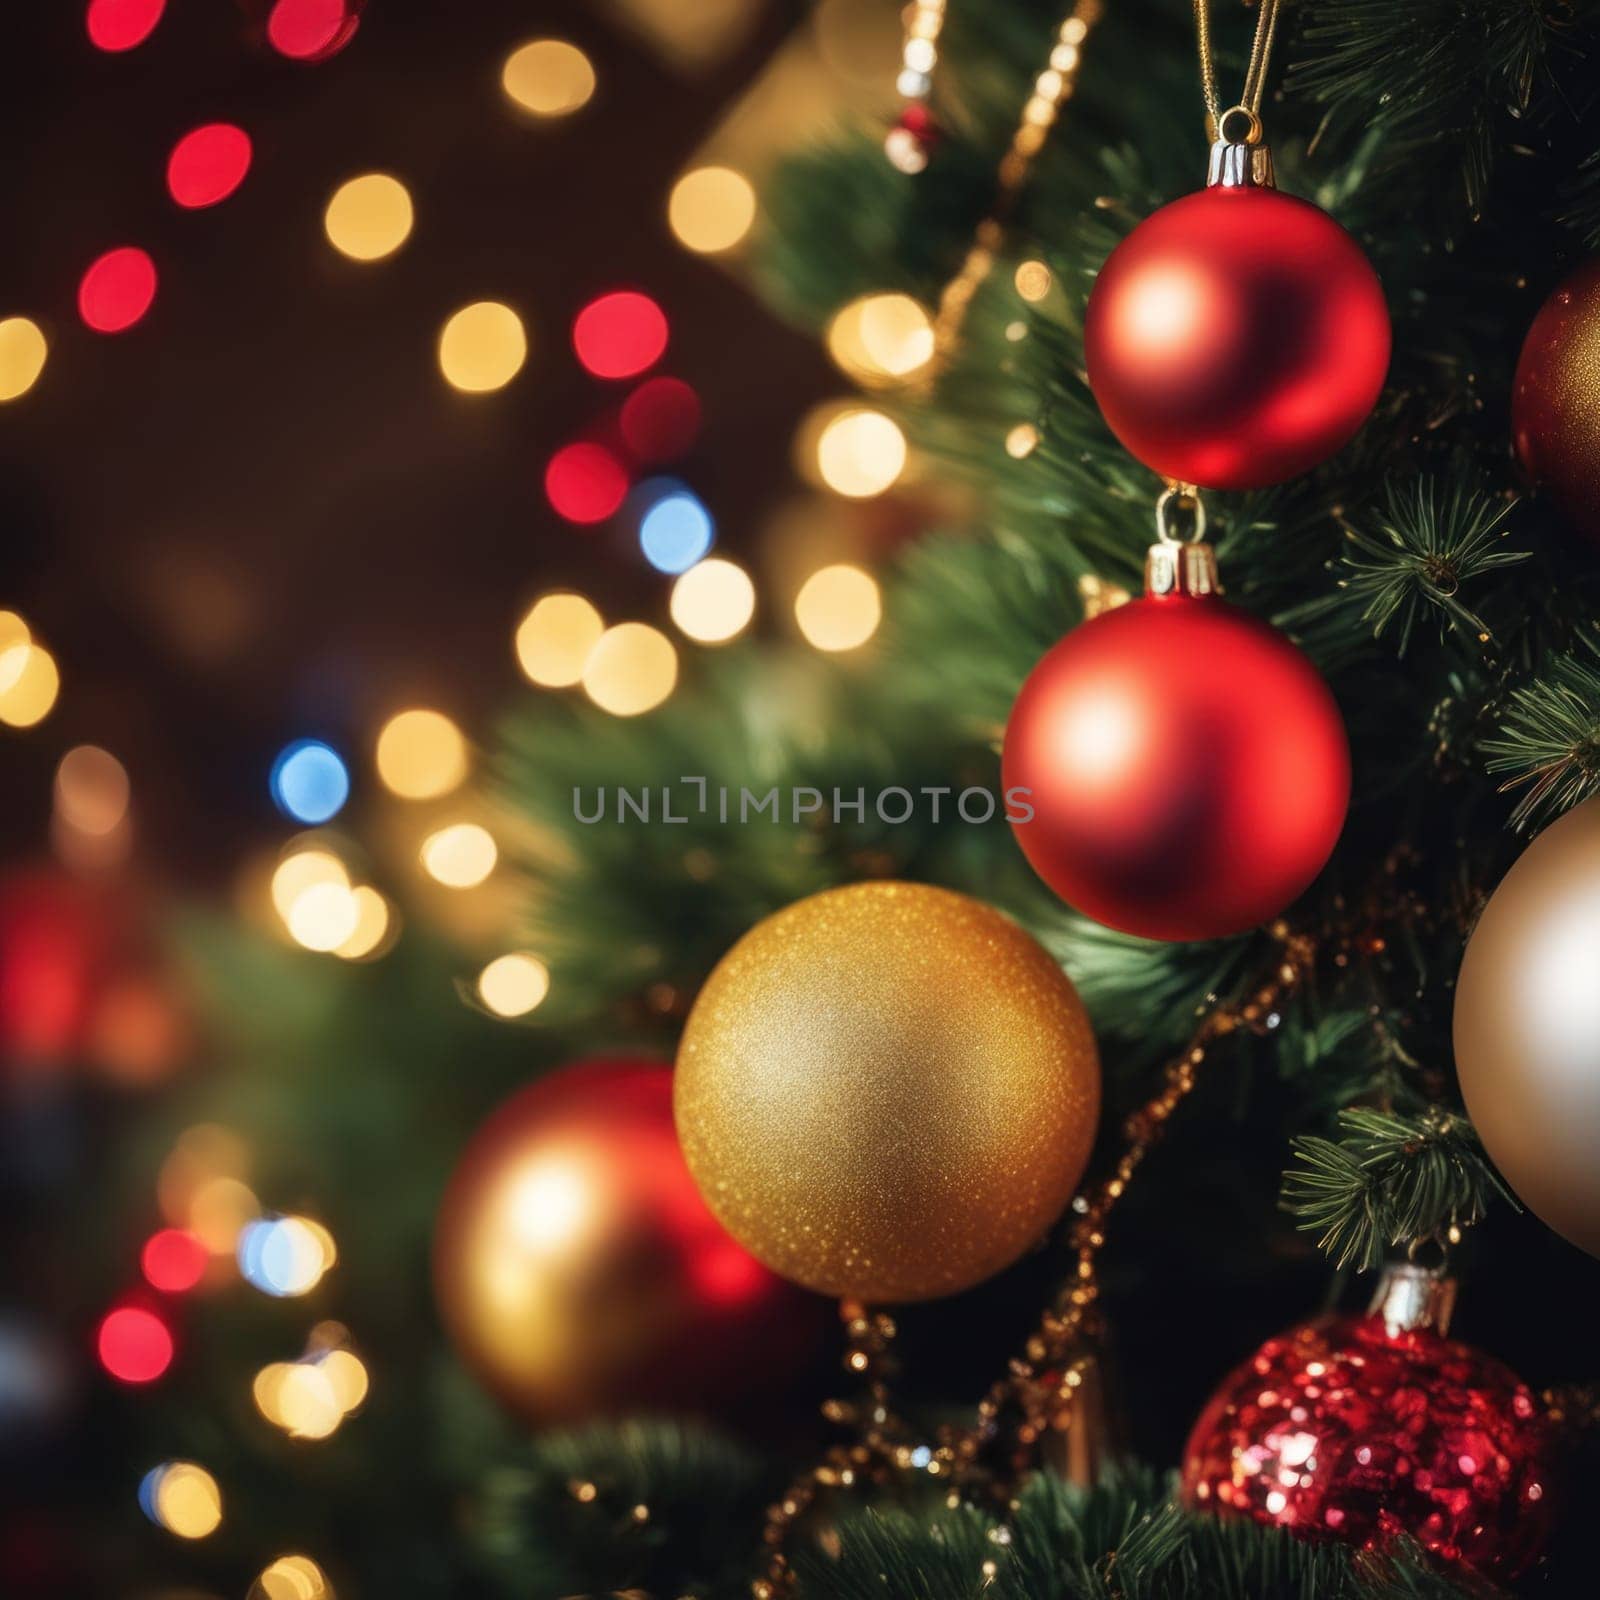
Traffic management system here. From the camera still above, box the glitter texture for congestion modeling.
[673,881,1100,1303]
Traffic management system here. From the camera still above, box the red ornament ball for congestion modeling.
[1180,1305,1558,1579]
[1002,591,1348,941]
[1084,186,1390,489]
[1512,258,1600,543]
[434,1058,821,1424]
[885,104,940,175]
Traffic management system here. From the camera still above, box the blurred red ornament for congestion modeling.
[1002,544,1347,941]
[573,292,669,380]
[167,123,252,209]
[78,247,158,334]
[1512,258,1600,543]
[1084,185,1389,489]
[263,0,362,60]
[885,104,940,175]
[433,1059,822,1424]
[86,0,165,52]
[96,1304,173,1383]
[620,377,702,464]
[545,441,630,525]
[1181,1266,1558,1580]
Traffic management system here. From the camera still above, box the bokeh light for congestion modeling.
[78,247,157,334]
[477,952,550,1017]
[0,611,28,670]
[420,823,498,888]
[318,1348,369,1413]
[188,1175,261,1254]
[54,745,131,836]
[270,740,350,824]
[374,708,467,799]
[0,317,48,402]
[86,0,165,52]
[668,166,757,254]
[323,173,413,261]
[139,1461,222,1539]
[638,482,714,573]
[826,293,935,385]
[795,563,882,652]
[619,376,700,462]
[815,408,907,497]
[286,881,360,952]
[502,39,595,116]
[581,623,678,716]
[167,124,252,208]
[0,643,60,727]
[141,1228,208,1293]
[267,0,360,61]
[439,301,526,392]
[270,849,349,921]
[333,886,392,961]
[669,558,755,644]
[544,442,629,524]
[515,593,604,687]
[238,1216,336,1297]
[1006,421,1040,458]
[251,1554,335,1600]
[98,1306,173,1384]
[261,1361,343,1438]
[573,291,667,379]
[1015,259,1053,302]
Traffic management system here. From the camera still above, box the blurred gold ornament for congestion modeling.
[1454,796,1600,1259]
[675,882,1100,1301]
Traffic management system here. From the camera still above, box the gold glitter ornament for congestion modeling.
[674,881,1100,1302]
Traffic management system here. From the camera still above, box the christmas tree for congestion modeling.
[7,1,1600,1596]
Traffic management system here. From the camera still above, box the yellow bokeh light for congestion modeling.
[502,39,596,116]
[251,1555,335,1600]
[581,622,678,717]
[1006,422,1040,459]
[668,166,757,254]
[323,173,414,262]
[477,952,550,1018]
[825,294,934,385]
[274,1362,344,1439]
[54,745,130,835]
[286,882,361,952]
[815,409,907,498]
[438,301,527,393]
[0,316,48,402]
[0,644,60,728]
[334,886,393,960]
[270,850,348,920]
[420,822,498,888]
[375,708,468,799]
[150,1461,223,1540]
[188,1175,260,1255]
[795,564,882,653]
[1015,259,1053,302]
[515,592,604,687]
[0,610,28,667]
[669,558,755,644]
[318,1349,370,1414]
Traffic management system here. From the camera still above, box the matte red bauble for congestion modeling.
[1180,1267,1558,1580]
[1002,550,1348,942]
[1084,186,1390,489]
[434,1059,821,1424]
[1512,258,1600,543]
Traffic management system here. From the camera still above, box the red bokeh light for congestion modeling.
[78,247,158,334]
[620,377,701,464]
[97,1306,174,1383]
[141,1229,208,1293]
[545,442,630,525]
[86,0,166,52]
[572,292,669,380]
[267,0,361,61]
[167,124,253,209]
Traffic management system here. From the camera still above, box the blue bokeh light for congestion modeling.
[638,482,714,575]
[271,739,350,823]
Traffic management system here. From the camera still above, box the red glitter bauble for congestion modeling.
[434,1059,823,1424]
[1002,590,1348,942]
[1180,1298,1558,1579]
[1084,186,1390,489]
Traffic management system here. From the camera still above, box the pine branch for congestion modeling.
[1330,481,1526,655]
[1280,1106,1515,1270]
[1481,628,1600,829]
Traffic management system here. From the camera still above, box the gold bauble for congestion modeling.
[1455,798,1600,1260]
[674,881,1101,1302]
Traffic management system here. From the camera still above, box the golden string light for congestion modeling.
[502,39,596,117]
[669,166,758,254]
[754,925,1314,1596]
[323,173,414,261]
[515,592,604,687]
[0,316,48,401]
